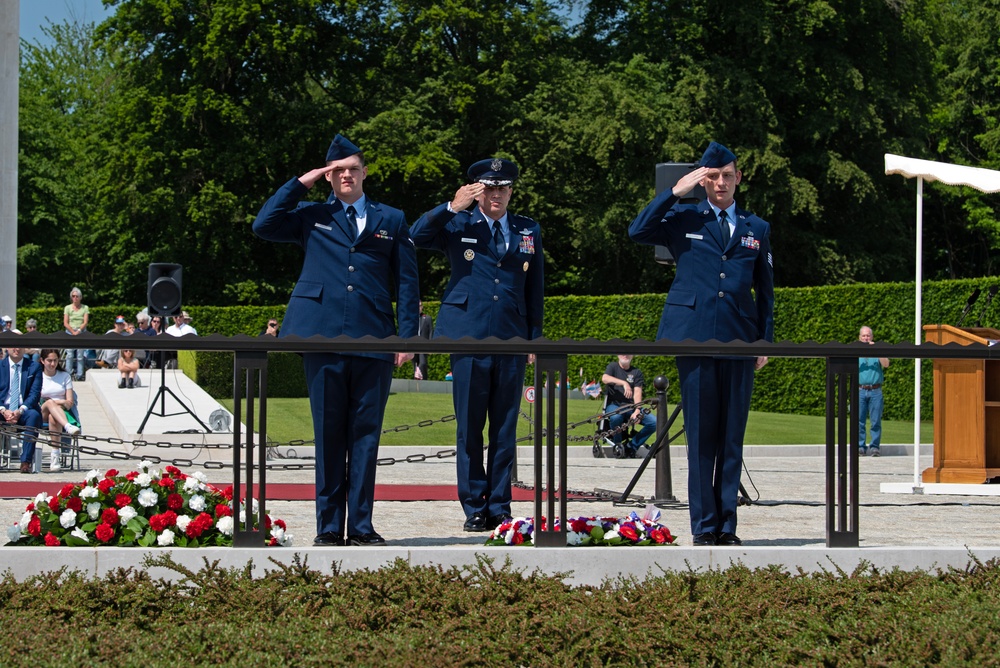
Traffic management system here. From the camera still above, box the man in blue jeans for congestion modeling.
[602,355,658,457]
[858,326,890,457]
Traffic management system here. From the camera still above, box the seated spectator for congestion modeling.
[259,318,280,337]
[37,348,79,472]
[117,349,140,388]
[602,354,658,458]
[146,315,167,368]
[1,332,43,474]
[95,316,130,368]
[63,287,91,381]
[1,314,12,332]
[23,319,41,363]
[135,310,156,368]
[166,311,197,336]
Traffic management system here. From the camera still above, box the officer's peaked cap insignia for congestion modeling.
[468,157,519,187]
[698,141,737,169]
[326,134,362,162]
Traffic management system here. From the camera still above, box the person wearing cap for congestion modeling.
[629,141,774,548]
[95,316,131,369]
[0,315,11,332]
[409,157,544,533]
[1,330,44,474]
[253,133,419,547]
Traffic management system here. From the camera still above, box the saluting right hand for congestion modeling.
[297,164,337,189]
[450,183,485,211]
[672,167,710,198]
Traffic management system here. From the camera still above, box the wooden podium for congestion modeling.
[923,324,1000,483]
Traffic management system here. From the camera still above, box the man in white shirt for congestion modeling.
[165,311,198,336]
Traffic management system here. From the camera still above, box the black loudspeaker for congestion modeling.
[653,163,707,266]
[147,263,183,317]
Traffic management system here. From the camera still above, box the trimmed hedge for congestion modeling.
[13,277,990,419]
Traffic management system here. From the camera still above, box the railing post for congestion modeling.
[232,351,268,547]
[825,357,860,547]
[533,354,568,547]
[653,375,675,502]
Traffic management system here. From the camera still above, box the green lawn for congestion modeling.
[221,393,933,447]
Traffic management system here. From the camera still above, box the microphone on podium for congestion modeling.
[975,285,1000,327]
[957,288,982,327]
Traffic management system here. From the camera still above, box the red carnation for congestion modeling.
[114,494,132,508]
[221,486,234,501]
[215,504,232,518]
[149,513,168,532]
[570,518,591,533]
[268,537,278,546]
[97,478,115,494]
[66,497,83,513]
[105,469,119,478]
[163,510,178,526]
[264,515,272,530]
[167,493,184,511]
[157,477,175,490]
[619,525,639,542]
[101,507,119,526]
[275,519,286,530]
[95,523,115,543]
[25,502,34,512]
[44,532,60,547]
[125,471,138,481]
[511,531,525,545]
[185,513,213,539]
[27,516,41,537]
[59,483,75,497]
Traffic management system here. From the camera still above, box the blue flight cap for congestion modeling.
[326,134,362,162]
[698,141,737,168]
[468,158,519,186]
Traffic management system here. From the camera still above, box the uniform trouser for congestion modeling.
[858,388,884,448]
[677,356,755,536]
[304,353,393,537]
[450,353,526,519]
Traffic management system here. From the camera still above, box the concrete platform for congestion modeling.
[5,374,1000,582]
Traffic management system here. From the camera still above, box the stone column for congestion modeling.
[0,0,18,325]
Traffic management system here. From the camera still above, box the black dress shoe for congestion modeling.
[716,532,743,546]
[313,532,344,546]
[485,513,513,530]
[692,533,717,546]
[463,512,488,532]
[347,532,386,546]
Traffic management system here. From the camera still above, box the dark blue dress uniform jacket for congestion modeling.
[252,178,420,348]
[409,203,543,340]
[628,191,774,344]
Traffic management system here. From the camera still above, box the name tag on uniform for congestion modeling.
[518,234,535,254]
[314,223,333,231]
[461,237,477,244]
[740,236,760,250]
[685,233,703,240]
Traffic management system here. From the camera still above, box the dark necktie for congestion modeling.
[346,205,358,240]
[492,220,505,256]
[9,361,20,410]
[719,209,730,246]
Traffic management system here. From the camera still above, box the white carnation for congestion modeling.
[270,526,285,542]
[135,473,152,488]
[20,511,32,528]
[188,494,206,512]
[175,515,191,532]
[139,460,155,471]
[137,488,159,508]
[183,477,202,493]
[79,486,99,499]
[118,506,137,523]
[216,516,234,536]
[70,527,88,541]
[157,529,175,546]
[280,533,293,547]
[192,471,207,483]
[85,469,100,482]
[59,508,77,529]
[7,524,22,543]
[87,502,101,520]
[34,492,51,506]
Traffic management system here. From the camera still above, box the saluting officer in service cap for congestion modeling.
[628,140,774,548]
[410,157,544,533]
[252,133,420,548]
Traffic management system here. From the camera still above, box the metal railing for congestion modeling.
[4,330,993,547]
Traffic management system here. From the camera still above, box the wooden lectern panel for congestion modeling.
[922,325,1000,483]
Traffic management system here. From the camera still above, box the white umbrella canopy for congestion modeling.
[884,154,1000,487]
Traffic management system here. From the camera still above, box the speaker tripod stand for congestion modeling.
[137,362,210,434]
